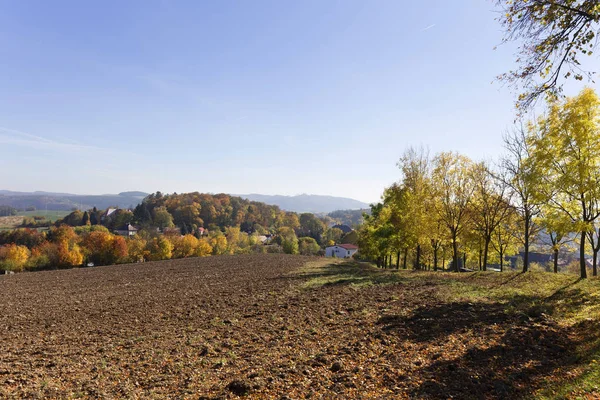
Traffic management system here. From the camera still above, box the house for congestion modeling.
[101,208,118,223]
[114,223,138,237]
[325,244,358,258]
[198,227,208,236]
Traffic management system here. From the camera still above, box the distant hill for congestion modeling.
[0,190,149,211]
[237,194,370,214]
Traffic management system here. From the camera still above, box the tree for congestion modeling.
[587,223,600,276]
[471,162,513,271]
[0,244,30,271]
[209,232,228,255]
[496,0,600,110]
[90,207,99,225]
[81,211,90,226]
[540,208,574,273]
[278,227,299,255]
[323,228,344,247]
[82,231,128,266]
[153,207,174,230]
[127,236,148,262]
[297,213,326,244]
[432,152,476,272]
[501,126,542,272]
[146,236,173,261]
[395,147,432,270]
[172,234,200,258]
[298,237,320,255]
[532,88,600,278]
[491,208,521,272]
[196,238,213,257]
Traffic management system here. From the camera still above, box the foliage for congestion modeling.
[496,0,600,110]
[298,237,320,255]
[0,244,30,271]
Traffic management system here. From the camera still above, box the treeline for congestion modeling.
[327,209,369,228]
[0,193,356,271]
[359,88,600,279]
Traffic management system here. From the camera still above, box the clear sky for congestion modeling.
[1,1,598,204]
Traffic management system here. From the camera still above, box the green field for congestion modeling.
[18,210,70,221]
[0,210,70,230]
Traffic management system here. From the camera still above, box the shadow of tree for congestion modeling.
[377,295,598,398]
[292,261,407,287]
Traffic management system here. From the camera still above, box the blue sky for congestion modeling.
[1,1,598,204]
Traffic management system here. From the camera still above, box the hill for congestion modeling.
[0,190,149,211]
[1,256,598,398]
[237,193,370,213]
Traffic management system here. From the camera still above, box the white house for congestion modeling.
[325,244,358,258]
[114,223,138,237]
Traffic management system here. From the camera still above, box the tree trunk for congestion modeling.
[463,252,467,270]
[523,235,529,273]
[376,257,381,269]
[452,235,459,272]
[500,249,504,272]
[415,244,421,270]
[396,251,401,270]
[594,249,598,277]
[553,248,559,274]
[523,214,530,273]
[433,247,438,272]
[403,248,408,269]
[483,236,490,272]
[580,231,588,279]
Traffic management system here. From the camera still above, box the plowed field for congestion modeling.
[1,254,598,399]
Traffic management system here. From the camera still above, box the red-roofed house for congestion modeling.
[325,244,358,258]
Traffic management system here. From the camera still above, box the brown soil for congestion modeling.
[0,255,592,399]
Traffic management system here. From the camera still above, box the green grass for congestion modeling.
[299,260,600,399]
[19,210,70,222]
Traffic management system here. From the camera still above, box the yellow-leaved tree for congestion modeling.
[0,244,31,272]
[431,152,476,272]
[532,87,600,278]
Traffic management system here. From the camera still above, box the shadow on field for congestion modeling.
[296,261,406,287]
[378,294,599,398]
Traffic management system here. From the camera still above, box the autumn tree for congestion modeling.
[540,208,574,273]
[82,231,128,266]
[146,236,173,261]
[172,234,200,258]
[0,244,30,271]
[496,0,600,109]
[395,147,431,270]
[533,88,600,278]
[432,152,476,272]
[127,236,148,262]
[196,238,213,257]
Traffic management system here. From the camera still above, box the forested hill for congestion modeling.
[0,190,148,211]
[133,192,296,233]
[237,194,370,213]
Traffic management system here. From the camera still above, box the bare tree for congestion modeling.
[500,125,542,272]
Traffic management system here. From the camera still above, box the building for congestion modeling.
[114,223,138,237]
[325,244,358,258]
